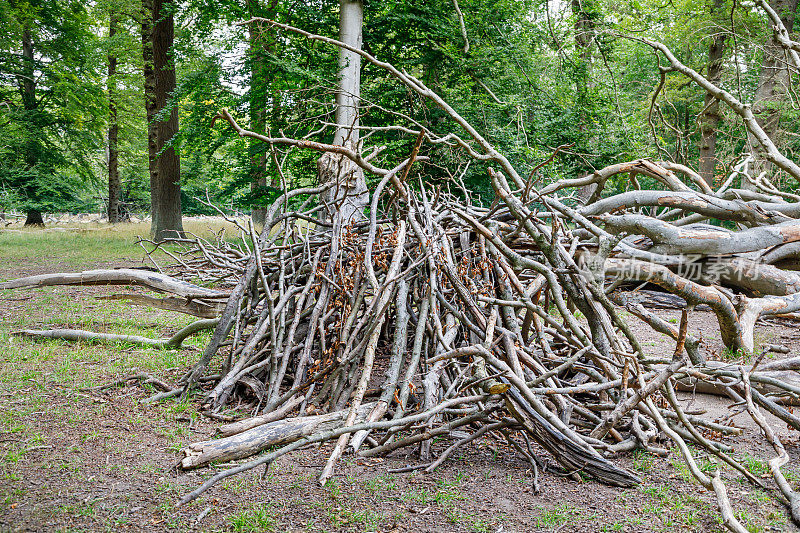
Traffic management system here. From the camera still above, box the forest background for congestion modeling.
[2,0,796,232]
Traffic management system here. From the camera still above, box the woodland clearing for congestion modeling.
[0,224,798,533]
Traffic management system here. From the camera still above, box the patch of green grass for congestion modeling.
[719,347,749,363]
[402,487,433,504]
[640,483,670,499]
[446,508,496,532]
[0,220,242,265]
[221,475,260,495]
[228,506,279,533]
[401,479,465,507]
[325,506,386,530]
[3,449,24,464]
[739,453,769,477]
[533,503,578,528]
[734,509,763,533]
[631,449,655,472]
[0,289,199,397]
[59,498,100,519]
[668,454,694,483]
[784,468,800,483]
[153,479,178,497]
[636,482,722,531]
[446,506,496,533]
[0,228,142,265]
[323,477,349,501]
[433,478,465,505]
[364,473,397,494]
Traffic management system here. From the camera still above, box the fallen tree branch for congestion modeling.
[14,318,218,349]
[0,269,228,299]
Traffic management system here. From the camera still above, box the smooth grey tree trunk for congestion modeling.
[745,0,798,185]
[319,0,368,224]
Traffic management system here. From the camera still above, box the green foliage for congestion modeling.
[0,0,107,215]
[1,0,798,218]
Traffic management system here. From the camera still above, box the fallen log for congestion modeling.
[676,361,800,405]
[217,396,305,437]
[0,269,228,299]
[180,403,376,470]
[95,294,223,318]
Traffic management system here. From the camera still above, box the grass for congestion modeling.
[718,347,750,363]
[0,219,245,265]
[228,505,279,532]
[532,503,588,528]
[0,222,231,530]
[739,453,770,477]
[631,448,655,472]
[364,473,397,493]
[446,507,495,532]
[0,297,203,391]
[400,476,466,506]
[325,506,386,530]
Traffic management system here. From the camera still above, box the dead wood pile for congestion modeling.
[4,17,800,531]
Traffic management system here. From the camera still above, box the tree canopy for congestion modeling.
[1,0,796,222]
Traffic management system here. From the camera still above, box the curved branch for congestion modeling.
[14,318,218,349]
[623,33,800,180]
[0,269,228,299]
[600,213,800,256]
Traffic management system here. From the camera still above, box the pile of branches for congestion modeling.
[4,17,800,531]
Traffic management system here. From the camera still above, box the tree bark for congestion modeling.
[247,2,273,228]
[142,0,183,240]
[601,213,800,256]
[745,0,798,182]
[698,0,726,186]
[108,13,122,223]
[24,210,43,226]
[247,2,281,228]
[21,28,42,227]
[20,29,35,112]
[319,0,368,224]
[180,403,376,470]
[572,0,593,132]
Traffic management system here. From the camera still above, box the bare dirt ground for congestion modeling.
[1,240,799,532]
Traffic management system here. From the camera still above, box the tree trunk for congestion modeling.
[248,2,278,228]
[107,13,122,224]
[698,0,726,186]
[20,29,35,112]
[142,0,183,240]
[319,0,368,224]
[572,0,593,132]
[21,28,42,226]
[24,210,44,226]
[745,0,798,183]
